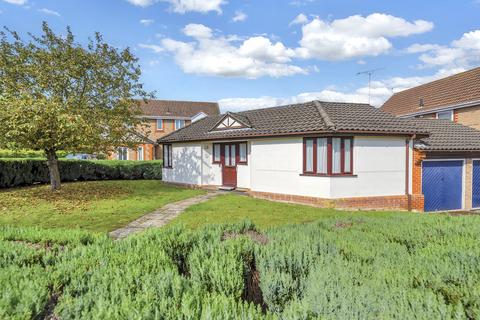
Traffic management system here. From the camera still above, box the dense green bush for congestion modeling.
[2,215,480,319]
[0,159,162,188]
[0,149,68,159]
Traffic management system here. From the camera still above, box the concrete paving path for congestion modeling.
[109,191,221,240]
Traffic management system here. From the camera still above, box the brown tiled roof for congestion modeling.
[158,101,428,143]
[413,119,480,151]
[381,67,480,116]
[137,99,220,118]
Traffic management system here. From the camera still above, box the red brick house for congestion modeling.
[381,67,480,129]
[109,100,220,161]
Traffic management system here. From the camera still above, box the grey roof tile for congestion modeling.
[412,119,480,151]
[158,100,427,143]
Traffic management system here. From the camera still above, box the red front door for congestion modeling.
[222,143,237,187]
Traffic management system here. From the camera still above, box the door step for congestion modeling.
[219,186,236,191]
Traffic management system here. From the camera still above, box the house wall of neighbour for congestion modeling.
[108,143,155,161]
[137,119,192,142]
[455,104,480,130]
[414,113,436,119]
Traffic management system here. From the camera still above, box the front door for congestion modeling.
[222,143,237,187]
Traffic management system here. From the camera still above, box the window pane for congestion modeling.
[437,111,452,120]
[214,144,221,162]
[332,138,341,174]
[239,143,247,162]
[344,139,351,172]
[231,145,236,166]
[138,147,143,161]
[317,138,327,174]
[168,145,172,167]
[225,145,230,166]
[175,120,185,129]
[157,119,163,130]
[306,139,314,172]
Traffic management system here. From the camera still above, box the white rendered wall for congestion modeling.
[329,136,407,198]
[250,136,407,199]
[162,143,202,185]
[236,142,251,189]
[164,136,407,199]
[250,138,331,198]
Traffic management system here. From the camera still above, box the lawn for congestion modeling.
[171,193,415,229]
[0,180,205,232]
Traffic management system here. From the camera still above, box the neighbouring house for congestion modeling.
[109,99,220,161]
[381,67,480,129]
[158,100,480,212]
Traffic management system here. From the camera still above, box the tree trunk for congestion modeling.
[46,149,61,191]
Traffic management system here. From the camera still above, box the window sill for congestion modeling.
[300,173,357,177]
[163,166,173,169]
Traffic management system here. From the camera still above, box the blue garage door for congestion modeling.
[422,160,463,212]
[473,160,480,208]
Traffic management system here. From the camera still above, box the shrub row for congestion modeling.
[0,159,162,188]
[0,149,69,159]
[2,215,480,319]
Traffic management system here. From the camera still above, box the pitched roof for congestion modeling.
[137,99,220,118]
[158,100,428,143]
[413,119,480,151]
[381,67,480,116]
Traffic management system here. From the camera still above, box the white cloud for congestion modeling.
[289,13,308,26]
[232,10,247,22]
[127,0,225,13]
[218,68,465,112]
[126,0,155,6]
[38,8,60,16]
[2,0,27,5]
[139,43,164,53]
[140,19,154,26]
[157,23,307,79]
[408,29,480,69]
[297,13,433,60]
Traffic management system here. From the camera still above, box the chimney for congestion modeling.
[419,98,424,109]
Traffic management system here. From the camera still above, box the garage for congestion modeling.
[422,160,464,212]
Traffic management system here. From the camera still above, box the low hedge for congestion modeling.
[0,159,162,188]
[0,149,69,159]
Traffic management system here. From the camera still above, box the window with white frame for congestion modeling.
[437,110,453,120]
[117,147,128,161]
[156,119,163,130]
[137,146,144,161]
[175,119,185,130]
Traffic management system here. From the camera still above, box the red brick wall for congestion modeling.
[409,149,425,211]
[248,191,424,212]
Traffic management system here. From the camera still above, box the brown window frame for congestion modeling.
[163,144,173,168]
[212,143,221,164]
[302,137,354,176]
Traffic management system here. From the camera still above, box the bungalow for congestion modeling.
[158,100,480,212]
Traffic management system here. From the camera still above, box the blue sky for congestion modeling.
[1,0,479,111]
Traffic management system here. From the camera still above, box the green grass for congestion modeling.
[172,194,421,229]
[0,180,204,233]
